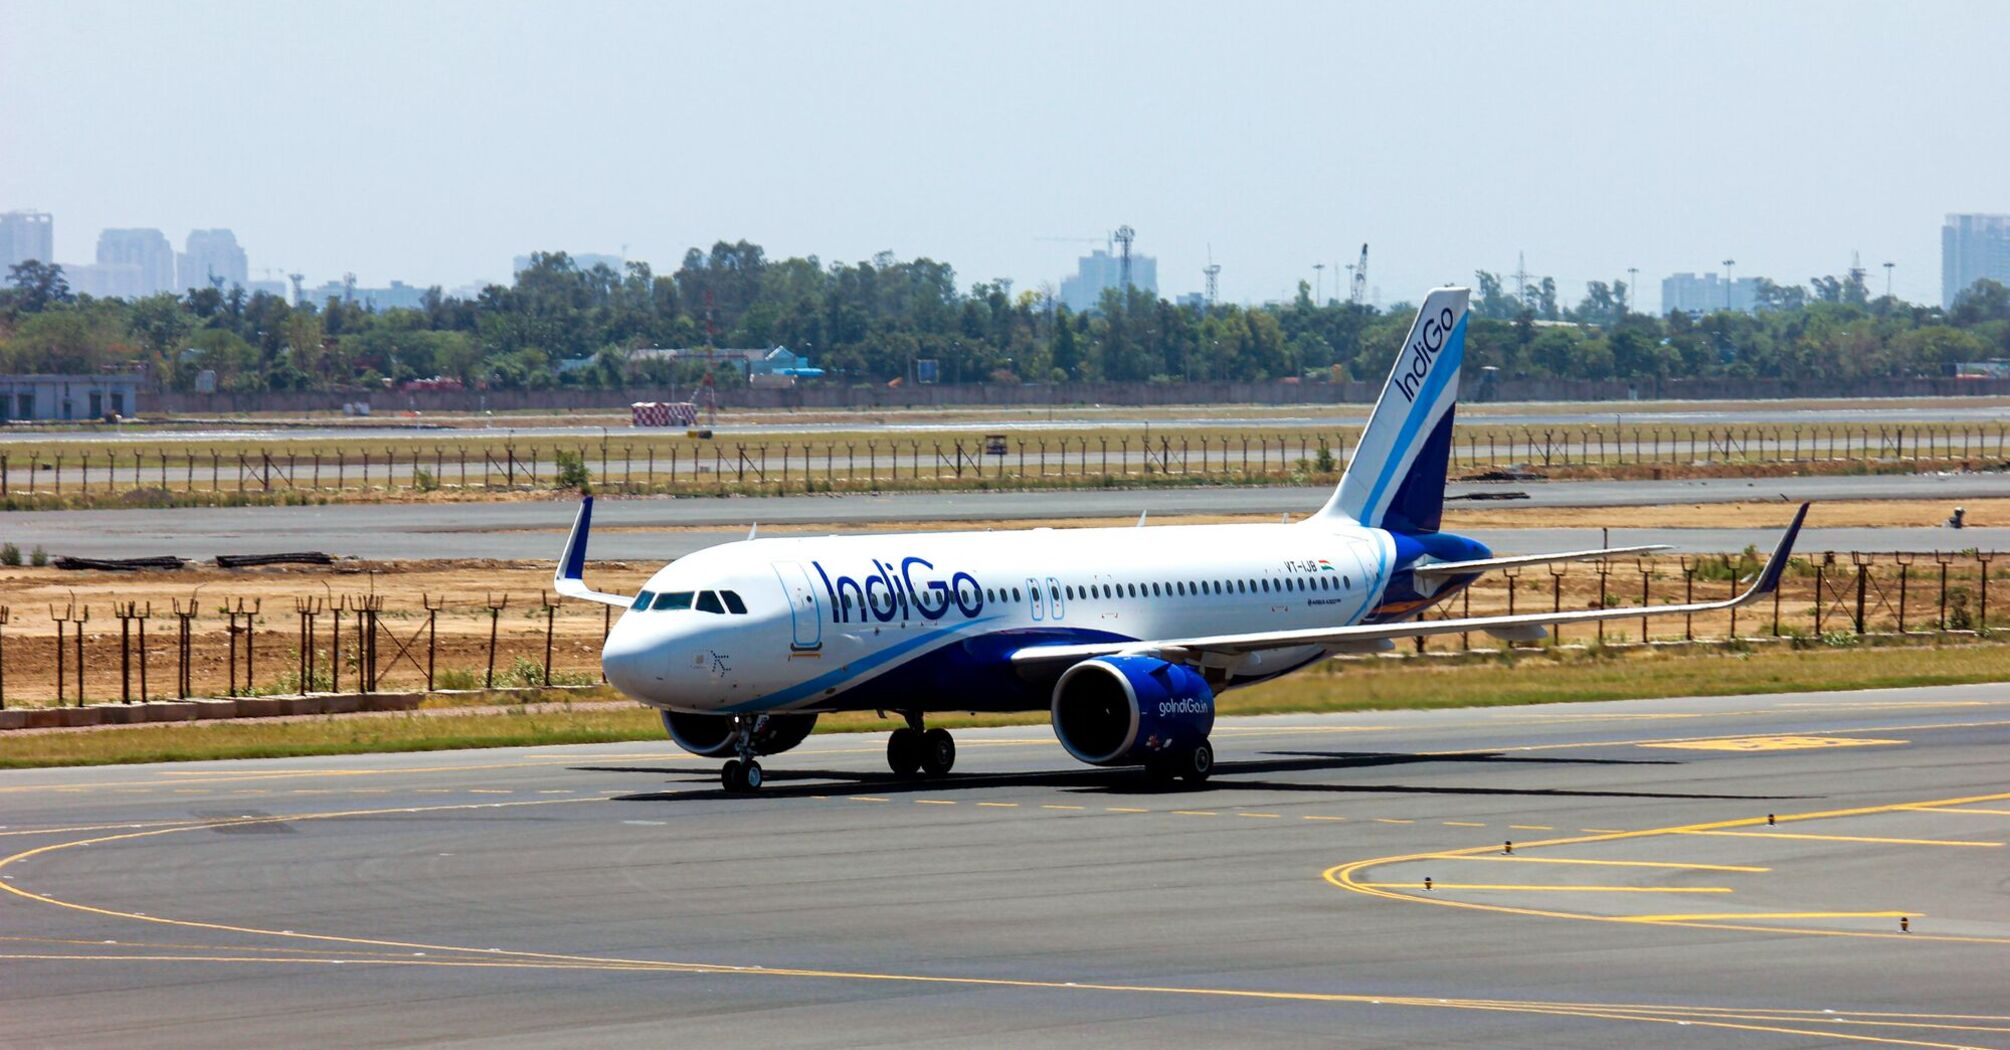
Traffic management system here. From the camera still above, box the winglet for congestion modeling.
[1747,502,1810,598]
[553,497,631,606]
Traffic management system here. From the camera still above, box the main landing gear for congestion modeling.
[721,715,767,793]
[886,712,956,778]
[1144,740,1214,785]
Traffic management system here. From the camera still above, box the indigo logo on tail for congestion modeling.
[1393,305,1458,404]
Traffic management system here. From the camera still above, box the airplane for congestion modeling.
[556,286,1810,792]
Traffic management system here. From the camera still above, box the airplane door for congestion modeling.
[1045,576,1066,621]
[773,562,822,651]
[1026,577,1044,622]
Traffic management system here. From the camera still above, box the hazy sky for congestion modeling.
[4,1,2001,309]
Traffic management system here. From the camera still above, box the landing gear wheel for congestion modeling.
[741,760,763,791]
[1180,741,1214,784]
[919,728,956,776]
[887,728,923,777]
[721,759,745,792]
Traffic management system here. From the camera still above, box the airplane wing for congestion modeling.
[553,496,637,607]
[1010,504,1807,673]
[1411,544,1671,583]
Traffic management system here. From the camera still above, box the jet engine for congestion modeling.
[661,711,818,757]
[1050,656,1214,768]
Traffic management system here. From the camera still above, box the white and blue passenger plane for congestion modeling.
[557,287,1810,792]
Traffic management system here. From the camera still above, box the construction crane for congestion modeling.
[287,273,305,305]
[1346,243,1368,305]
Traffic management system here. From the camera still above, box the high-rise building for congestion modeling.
[1661,272,1762,315]
[307,278,430,311]
[1942,214,2010,308]
[95,228,176,296]
[1059,249,1158,312]
[179,228,249,292]
[1,210,54,271]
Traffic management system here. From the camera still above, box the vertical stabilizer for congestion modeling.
[1312,287,1470,531]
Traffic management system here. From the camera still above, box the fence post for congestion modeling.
[1679,557,1696,641]
[1980,553,1994,631]
[0,606,7,709]
[1548,563,1566,644]
[1935,551,1952,630]
[424,594,442,692]
[539,590,557,687]
[296,597,324,692]
[1813,555,1829,635]
[51,604,70,704]
[1893,552,1913,633]
[1851,551,1870,635]
[173,599,198,698]
[1594,561,1611,645]
[359,595,382,691]
[1636,559,1652,643]
[486,593,509,689]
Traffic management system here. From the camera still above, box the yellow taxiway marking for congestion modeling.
[1237,812,1282,819]
[537,789,573,795]
[1170,810,1217,817]
[912,799,957,806]
[1902,806,2010,816]
[975,801,1017,808]
[0,820,212,839]
[1363,883,1732,894]
[1040,804,1085,811]
[1327,789,2010,946]
[1301,815,1346,822]
[467,789,511,795]
[1372,818,1413,825]
[1677,830,2002,848]
[1629,912,1917,923]
[847,796,889,803]
[1579,828,1628,834]
[1105,807,1149,814]
[1639,735,1908,752]
[1439,855,1771,873]
[1509,824,1553,831]
[10,798,2010,1048]
[1442,821,1487,828]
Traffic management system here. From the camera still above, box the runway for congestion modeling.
[3,684,2007,1047]
[5,472,2007,560]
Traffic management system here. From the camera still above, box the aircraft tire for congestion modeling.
[1180,742,1214,784]
[887,728,923,777]
[919,729,956,776]
[721,759,745,792]
[741,760,764,791]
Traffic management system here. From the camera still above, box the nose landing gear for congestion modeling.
[886,712,956,777]
[721,715,767,793]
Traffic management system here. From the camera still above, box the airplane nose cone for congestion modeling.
[601,621,656,698]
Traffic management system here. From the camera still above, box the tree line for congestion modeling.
[3,246,2007,395]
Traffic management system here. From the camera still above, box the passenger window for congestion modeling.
[1065,585,1075,600]
[1012,587,1022,602]
[652,591,694,611]
[631,590,656,610]
[696,591,725,614]
[722,590,748,614]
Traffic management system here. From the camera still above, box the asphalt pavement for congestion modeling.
[3,684,2008,1047]
[3,472,2007,560]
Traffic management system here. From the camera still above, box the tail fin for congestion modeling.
[1313,287,1470,531]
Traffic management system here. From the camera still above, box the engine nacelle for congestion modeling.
[661,711,818,757]
[1051,656,1215,767]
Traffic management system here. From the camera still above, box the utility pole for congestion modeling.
[1312,262,1325,303]
[1882,261,1895,299]
[1722,259,1736,311]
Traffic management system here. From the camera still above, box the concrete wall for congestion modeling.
[143,376,2010,417]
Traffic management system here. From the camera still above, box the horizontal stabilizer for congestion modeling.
[1412,545,1673,581]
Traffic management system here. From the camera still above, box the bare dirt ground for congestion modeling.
[1,494,1997,709]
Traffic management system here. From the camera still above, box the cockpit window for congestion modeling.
[651,591,695,611]
[696,591,725,614]
[720,590,748,614]
[631,590,655,610]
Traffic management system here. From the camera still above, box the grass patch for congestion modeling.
[3,641,2006,769]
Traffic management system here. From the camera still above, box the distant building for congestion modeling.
[244,278,289,299]
[1,210,54,270]
[179,228,249,292]
[513,253,625,276]
[1661,272,1762,315]
[64,262,147,299]
[0,374,144,421]
[95,228,177,297]
[1942,214,2010,309]
[306,279,430,311]
[1175,292,1207,310]
[1059,249,1157,312]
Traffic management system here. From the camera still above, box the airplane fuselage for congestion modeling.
[599,519,1482,717]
